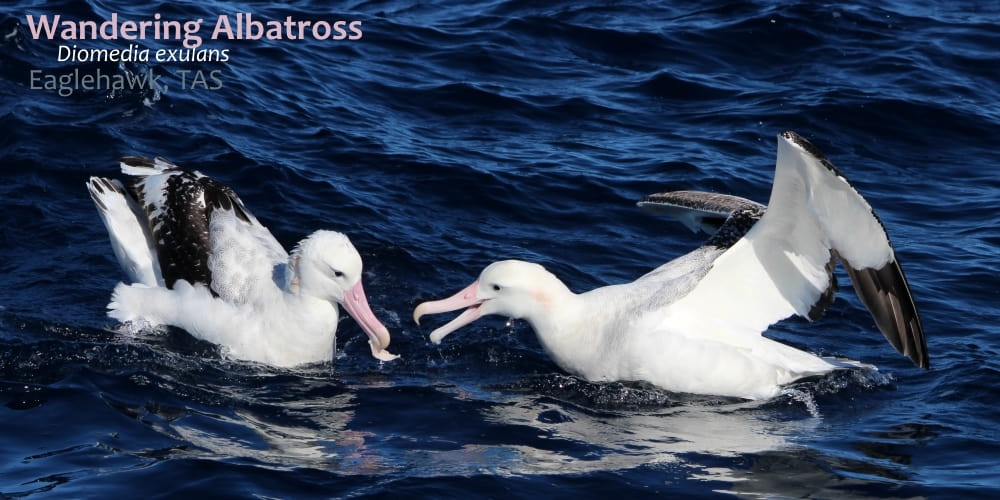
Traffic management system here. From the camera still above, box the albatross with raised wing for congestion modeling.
[414,131,928,400]
[88,157,398,367]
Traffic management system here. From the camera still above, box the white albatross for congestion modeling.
[87,157,398,367]
[414,131,928,400]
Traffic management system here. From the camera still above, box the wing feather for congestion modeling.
[204,185,288,306]
[87,177,163,286]
[638,191,764,234]
[117,156,289,306]
[652,131,928,368]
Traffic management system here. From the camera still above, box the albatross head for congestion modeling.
[292,231,397,361]
[413,260,571,344]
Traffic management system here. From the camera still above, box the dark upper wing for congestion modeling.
[638,191,764,234]
[121,157,256,292]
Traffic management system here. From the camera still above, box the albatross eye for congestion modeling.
[325,262,346,279]
[492,284,502,292]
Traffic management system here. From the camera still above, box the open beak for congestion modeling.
[413,281,484,344]
[342,280,398,362]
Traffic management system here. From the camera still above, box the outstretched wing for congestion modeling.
[638,191,764,234]
[648,131,928,368]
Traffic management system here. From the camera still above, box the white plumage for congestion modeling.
[414,131,928,400]
[87,157,397,367]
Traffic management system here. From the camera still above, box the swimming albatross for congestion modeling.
[87,157,398,367]
[414,131,928,400]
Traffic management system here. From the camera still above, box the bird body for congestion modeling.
[415,132,928,399]
[88,157,397,366]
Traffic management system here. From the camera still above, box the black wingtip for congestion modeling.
[87,178,107,211]
[841,257,930,370]
[87,177,126,211]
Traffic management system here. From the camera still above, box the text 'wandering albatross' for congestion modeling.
[414,131,928,400]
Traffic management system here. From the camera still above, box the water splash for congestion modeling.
[781,387,821,418]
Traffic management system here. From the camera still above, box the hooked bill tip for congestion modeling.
[369,341,399,362]
[413,302,431,326]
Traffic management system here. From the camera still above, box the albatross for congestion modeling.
[413,131,928,400]
[87,157,398,367]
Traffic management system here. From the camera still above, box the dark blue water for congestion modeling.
[2,0,999,497]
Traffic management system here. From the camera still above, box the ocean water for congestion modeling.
[2,0,999,497]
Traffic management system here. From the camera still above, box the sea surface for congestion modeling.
[2,0,999,497]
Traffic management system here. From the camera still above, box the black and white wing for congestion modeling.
[642,131,929,368]
[87,176,162,287]
[120,157,287,304]
[638,191,764,235]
